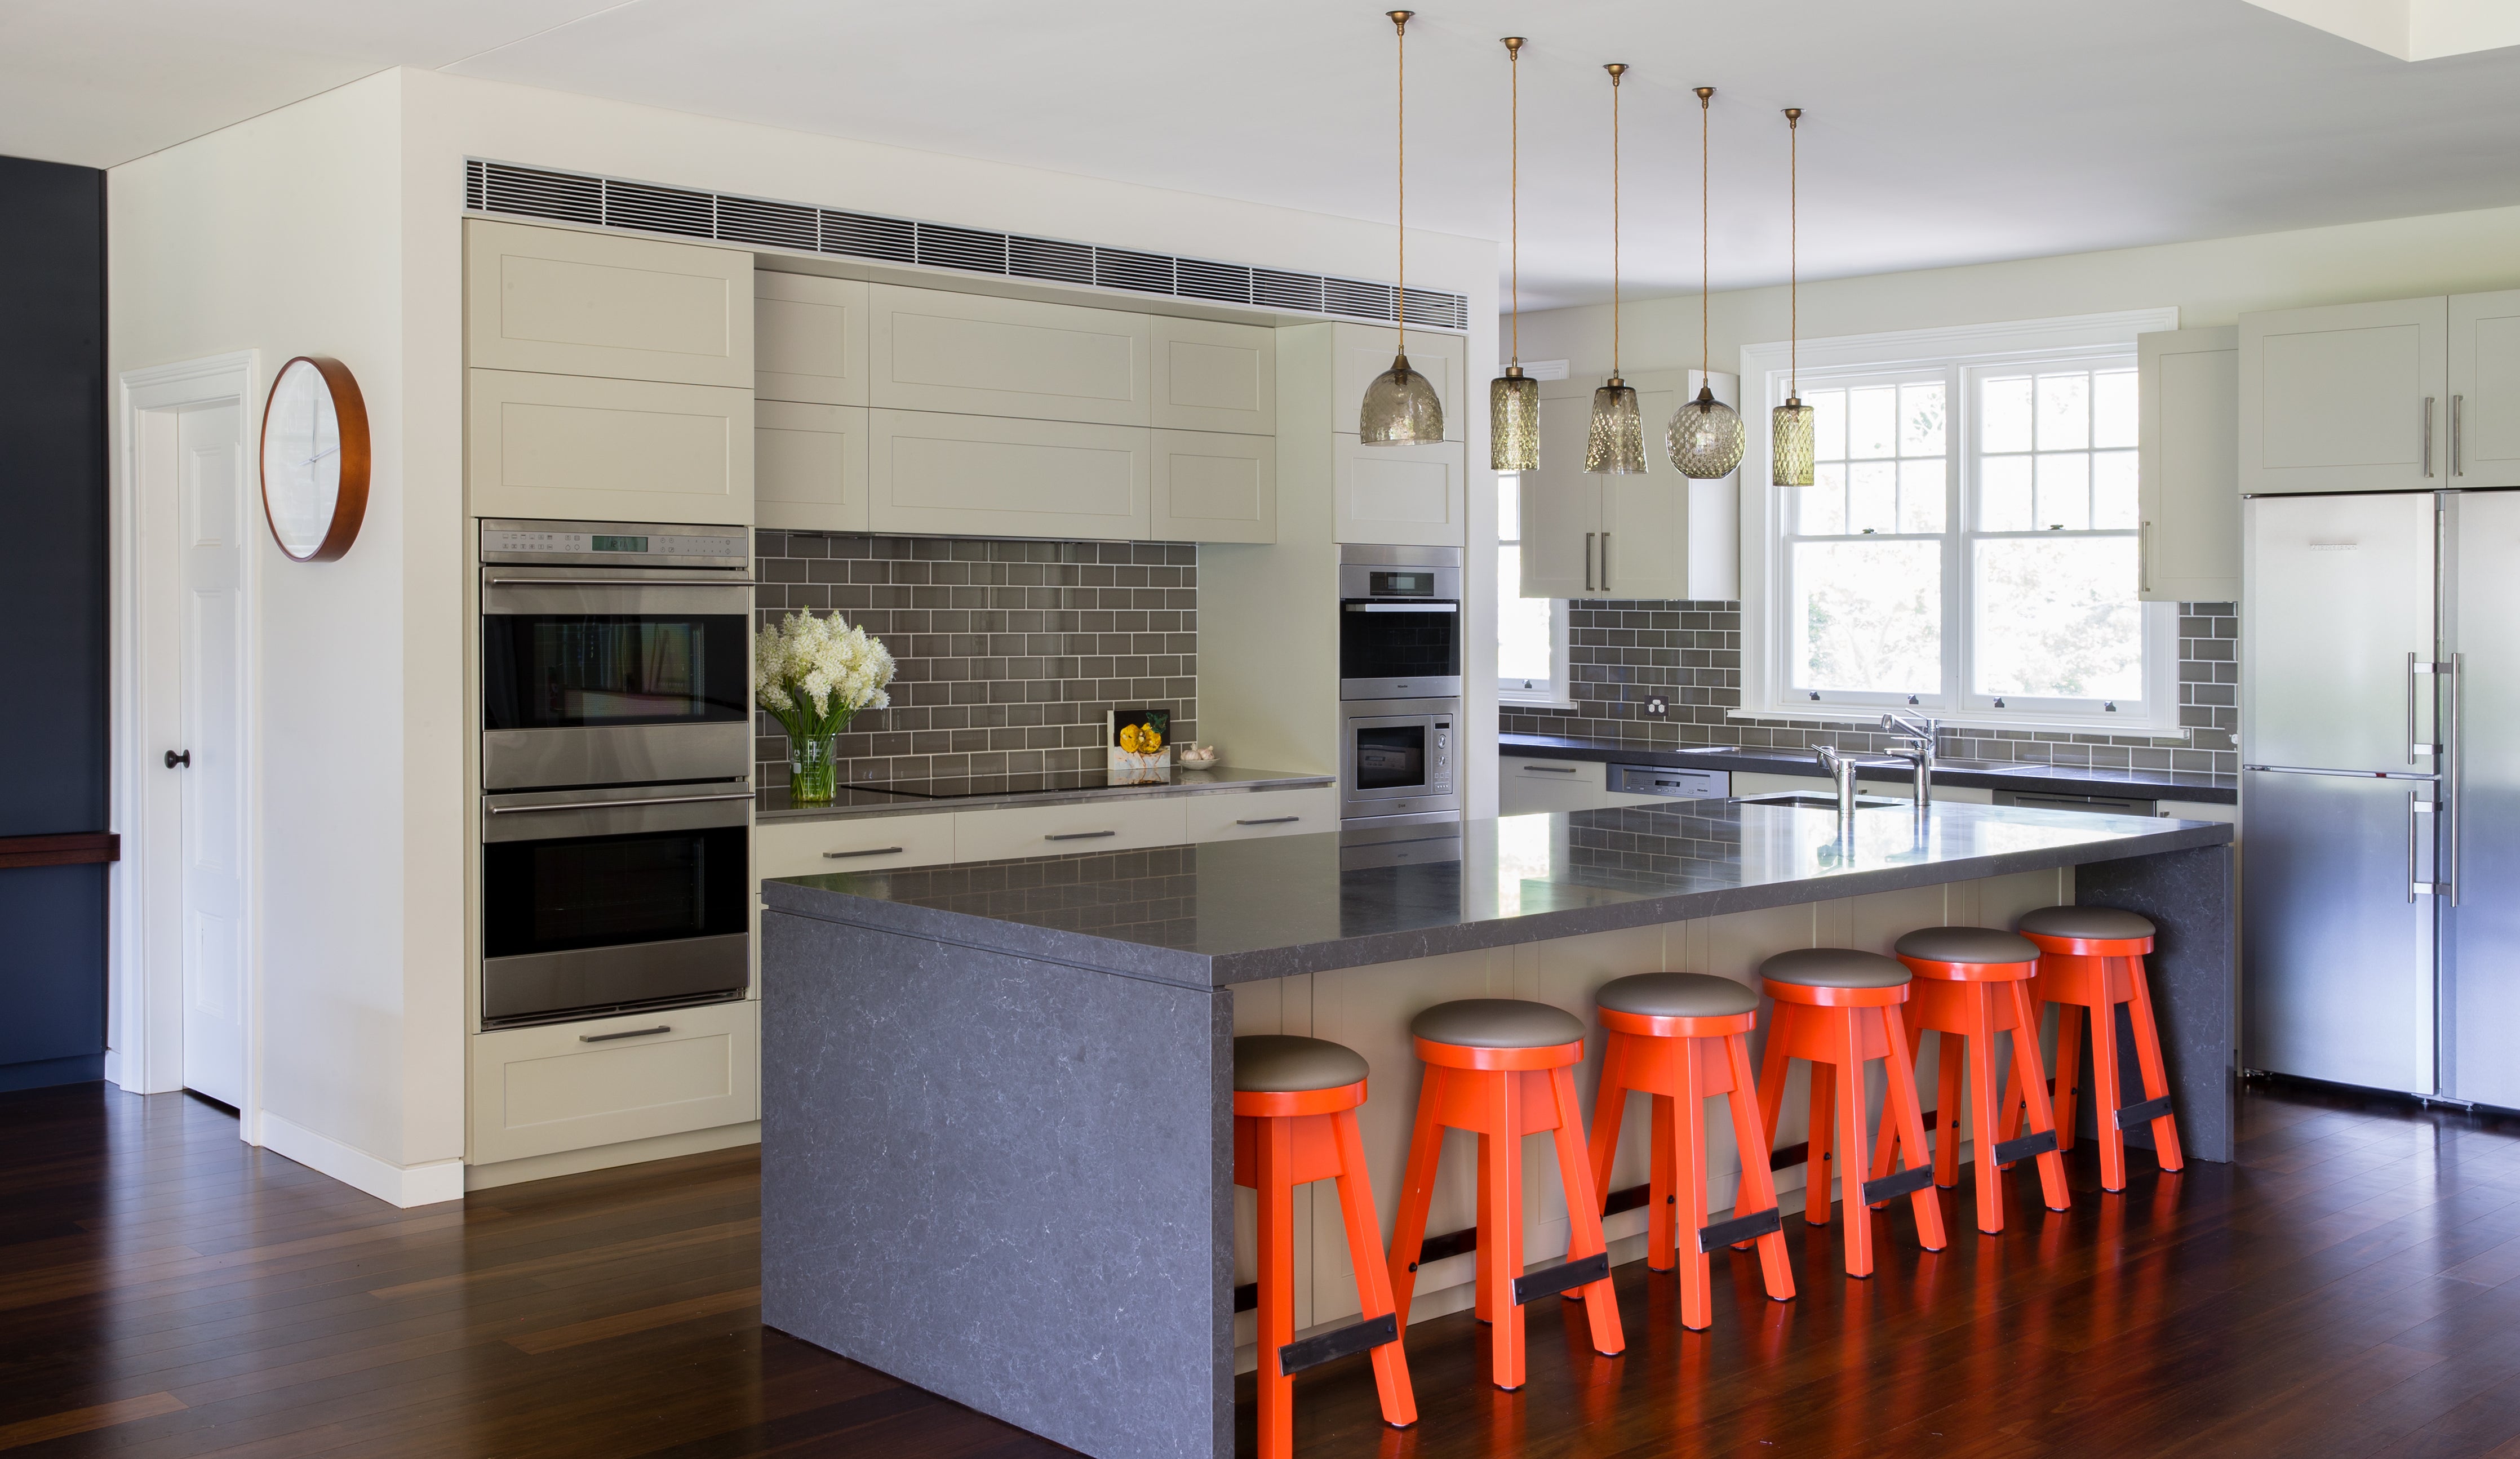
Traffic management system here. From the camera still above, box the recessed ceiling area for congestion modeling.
[10,0,2520,309]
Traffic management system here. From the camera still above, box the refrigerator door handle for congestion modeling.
[2408,792,2440,902]
[2447,652,2463,906]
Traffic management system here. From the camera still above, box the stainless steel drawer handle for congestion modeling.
[1523,764,1578,773]
[1236,816,1301,826]
[824,846,905,859]
[1045,830,1119,841]
[487,576,758,588]
[580,1025,671,1043]
[1342,602,1459,613]
[489,791,754,814]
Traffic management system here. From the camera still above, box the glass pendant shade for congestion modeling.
[1668,388,1747,478]
[1585,379,1646,474]
[1772,396,1816,487]
[1359,353,1444,444]
[1490,368,1539,471]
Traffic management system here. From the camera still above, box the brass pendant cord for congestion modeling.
[1697,86,1713,380]
[1787,107,1800,398]
[1609,64,1625,375]
[1390,10,1409,355]
[1509,38,1521,366]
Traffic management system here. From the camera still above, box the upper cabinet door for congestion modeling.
[2241,296,2447,494]
[1331,324,1466,443]
[468,369,752,527]
[2449,289,2520,490]
[756,272,867,406]
[756,401,868,534]
[2137,326,2242,603]
[869,409,1150,540]
[1151,429,1275,544]
[1519,393,1601,599]
[1333,437,1465,547]
[1150,317,1276,435]
[868,284,1150,425]
[465,220,751,388]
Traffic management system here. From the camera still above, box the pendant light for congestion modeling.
[1669,86,1747,479]
[1360,10,1445,445]
[1773,108,1816,487]
[1585,63,1646,475]
[1489,36,1539,472]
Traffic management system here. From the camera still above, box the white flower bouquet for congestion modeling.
[755,610,895,804]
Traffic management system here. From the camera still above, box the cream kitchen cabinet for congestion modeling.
[1332,436,1466,548]
[869,283,1151,426]
[1519,369,1737,600]
[2138,327,2241,603]
[467,368,753,525]
[469,1000,758,1165]
[465,219,751,388]
[2450,288,2520,489]
[2240,297,2446,493]
[1151,316,1276,434]
[1152,429,1275,543]
[755,401,868,533]
[756,272,867,406]
[1330,323,1466,443]
[1182,786,1334,841]
[754,809,955,879]
[869,408,1151,540]
[952,796,1189,862]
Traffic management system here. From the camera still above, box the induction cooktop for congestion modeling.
[856,769,1178,800]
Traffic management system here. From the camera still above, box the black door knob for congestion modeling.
[165,750,190,769]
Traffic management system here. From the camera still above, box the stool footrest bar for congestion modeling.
[2116,1094,2175,1129]
[1277,1313,1398,1376]
[1512,1252,1609,1305]
[1863,1164,1934,1205]
[1993,1129,2060,1164]
[1697,1206,1783,1253]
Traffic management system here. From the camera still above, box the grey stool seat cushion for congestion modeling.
[2017,904,2157,942]
[1596,972,1759,1020]
[1894,926,2042,966]
[1232,1035,1370,1094]
[1409,998,1586,1050]
[1758,947,1911,990]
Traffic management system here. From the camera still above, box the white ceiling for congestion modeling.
[11,0,2520,309]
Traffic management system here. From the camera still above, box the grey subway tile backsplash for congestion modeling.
[1500,599,2241,776]
[755,531,1196,789]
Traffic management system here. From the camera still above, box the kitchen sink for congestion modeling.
[1928,758,2039,771]
[1735,792,1906,811]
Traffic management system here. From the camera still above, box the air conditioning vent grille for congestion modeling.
[463,158,1467,331]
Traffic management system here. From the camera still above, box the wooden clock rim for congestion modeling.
[259,354,371,563]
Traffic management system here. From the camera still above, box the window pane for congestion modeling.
[1900,382,1946,457]
[1811,388,1847,463]
[2035,453,2090,530]
[1796,462,1847,534]
[1900,459,1946,533]
[1982,376,2032,454]
[2092,450,2138,528]
[1981,455,2032,531]
[1497,475,1520,541]
[1973,537,2142,699]
[1497,546,1555,682]
[1791,540,1943,694]
[2093,370,2137,449]
[1848,460,1898,533]
[2036,373,2089,451]
[1849,386,1896,459]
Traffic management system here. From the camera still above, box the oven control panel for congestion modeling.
[480,518,749,569]
[1432,720,1452,792]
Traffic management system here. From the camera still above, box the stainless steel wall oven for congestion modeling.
[1338,545,1462,700]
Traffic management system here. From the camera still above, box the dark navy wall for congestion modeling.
[0,154,109,1093]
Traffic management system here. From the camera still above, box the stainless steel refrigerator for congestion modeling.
[2244,488,2520,1109]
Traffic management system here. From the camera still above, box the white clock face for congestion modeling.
[262,358,342,559]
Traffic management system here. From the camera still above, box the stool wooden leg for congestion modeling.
[1880,1005,1949,1253]
[1586,1036,1631,1229]
[1547,1065,1626,1356]
[1866,1022,1922,1200]
[1386,1067,1447,1335]
[1672,1037,1714,1331]
[2087,982,2129,1192]
[2051,1001,2086,1156]
[1804,1058,1836,1228]
[1255,1114,1297,1459]
[1964,987,2006,1235]
[1484,1070,1527,1389]
[1329,1109,1417,1430]
[1720,1032,1795,1302]
[2003,980,2071,1212]
[1474,1131,1496,1324]
[1831,1021,1874,1277]
[1646,1095,1677,1272]
[2125,954,2187,1173]
[1936,1026,1966,1191]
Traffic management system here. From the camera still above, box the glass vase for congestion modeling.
[788,731,840,807]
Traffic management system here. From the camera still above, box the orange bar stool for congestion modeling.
[1872,927,2071,1234]
[1232,1035,1416,1459]
[1585,972,1794,1331]
[1387,1000,1625,1391]
[1754,949,1949,1277]
[2012,905,2185,1192]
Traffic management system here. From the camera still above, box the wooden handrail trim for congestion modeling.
[0,832,120,869]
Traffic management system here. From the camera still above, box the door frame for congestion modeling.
[110,353,262,1132]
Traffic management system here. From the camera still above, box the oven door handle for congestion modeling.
[1343,602,1458,613]
[488,791,756,815]
[485,576,758,588]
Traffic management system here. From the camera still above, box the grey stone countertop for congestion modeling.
[754,766,1334,822]
[761,799,2233,990]
[1502,732,2241,806]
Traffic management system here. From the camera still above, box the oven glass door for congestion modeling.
[483,612,748,733]
[1339,602,1461,685]
[483,822,749,960]
[1355,723,1432,792]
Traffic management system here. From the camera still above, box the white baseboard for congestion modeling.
[464,1120,761,1191]
[258,1111,466,1208]
[103,1049,122,1089]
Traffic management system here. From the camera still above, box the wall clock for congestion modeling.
[259,355,370,562]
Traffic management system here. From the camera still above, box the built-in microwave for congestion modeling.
[1338,697,1460,820]
[1338,545,1462,700]
[479,519,754,790]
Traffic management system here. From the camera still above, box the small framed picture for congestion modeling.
[1107,708,1172,780]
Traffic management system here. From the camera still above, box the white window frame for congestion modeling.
[1497,471,1573,708]
[1738,309,2183,735]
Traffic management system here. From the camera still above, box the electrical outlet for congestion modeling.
[1644,695,1669,717]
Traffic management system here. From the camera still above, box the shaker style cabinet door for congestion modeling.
[464,219,752,388]
[468,1001,760,1166]
[868,284,1151,426]
[2137,326,2241,603]
[869,409,1150,540]
[2448,288,2520,490]
[1518,393,1601,598]
[467,369,753,526]
[1332,435,1466,547]
[1331,323,1466,443]
[1150,317,1276,434]
[1598,377,1692,601]
[755,401,868,533]
[2240,297,2446,493]
[755,272,867,406]
[1151,429,1275,543]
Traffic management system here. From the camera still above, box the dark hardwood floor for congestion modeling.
[6,1079,2520,1458]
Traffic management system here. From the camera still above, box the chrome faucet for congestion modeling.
[1811,745,1862,833]
[1879,711,1941,808]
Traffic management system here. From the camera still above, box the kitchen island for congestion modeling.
[758,799,2234,1459]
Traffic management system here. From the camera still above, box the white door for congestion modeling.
[179,402,247,1107]
[2448,288,2520,490]
[2240,296,2447,494]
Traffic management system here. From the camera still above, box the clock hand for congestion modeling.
[297,444,341,468]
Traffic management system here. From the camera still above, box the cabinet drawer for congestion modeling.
[870,284,1150,425]
[870,409,1149,540]
[465,219,751,387]
[468,369,752,526]
[1509,757,1602,785]
[755,812,955,881]
[1333,435,1466,548]
[756,272,867,405]
[756,401,868,533]
[1152,429,1275,543]
[470,1001,758,1165]
[954,797,1187,862]
[1185,787,1333,842]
